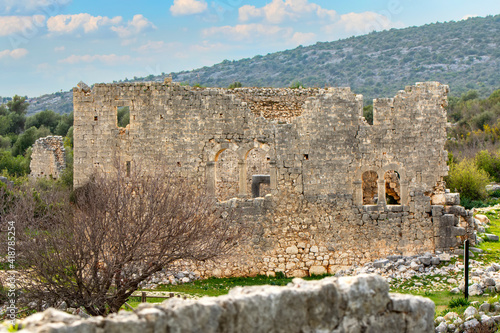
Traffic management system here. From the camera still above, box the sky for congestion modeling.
[0,0,499,97]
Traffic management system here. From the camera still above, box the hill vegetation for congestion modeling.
[0,95,73,180]
[25,14,500,115]
[173,15,500,101]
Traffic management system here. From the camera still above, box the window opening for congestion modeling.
[385,170,401,205]
[117,106,130,128]
[246,148,271,197]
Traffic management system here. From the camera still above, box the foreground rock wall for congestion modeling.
[12,275,435,333]
[73,81,468,277]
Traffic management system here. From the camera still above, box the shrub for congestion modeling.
[445,158,490,201]
[449,297,470,308]
[289,81,305,89]
[475,150,500,182]
[2,164,246,316]
[363,105,373,125]
[228,82,242,89]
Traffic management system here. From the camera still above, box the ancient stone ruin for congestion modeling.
[73,80,474,277]
[30,136,66,179]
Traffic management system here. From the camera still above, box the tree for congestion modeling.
[6,95,28,134]
[11,126,51,156]
[25,109,61,133]
[2,164,245,316]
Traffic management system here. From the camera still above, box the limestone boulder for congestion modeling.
[475,214,490,224]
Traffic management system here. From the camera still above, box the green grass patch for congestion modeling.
[123,296,167,310]
[476,210,500,264]
[119,274,333,310]
[149,274,325,297]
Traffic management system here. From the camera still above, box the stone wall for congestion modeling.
[14,275,435,333]
[30,136,66,179]
[73,81,472,277]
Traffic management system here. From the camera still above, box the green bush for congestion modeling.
[363,105,373,125]
[445,158,490,201]
[475,150,500,182]
[449,297,470,308]
[228,82,242,89]
[460,197,489,209]
[289,81,305,89]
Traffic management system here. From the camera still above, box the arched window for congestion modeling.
[362,170,378,205]
[384,170,401,205]
[246,147,271,198]
[215,148,239,201]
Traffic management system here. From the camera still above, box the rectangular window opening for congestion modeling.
[117,106,130,128]
[126,161,131,177]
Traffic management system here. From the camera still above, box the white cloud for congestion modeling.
[203,23,293,41]
[58,54,131,65]
[239,0,336,24]
[1,0,71,14]
[291,32,316,45]
[170,0,207,16]
[0,15,45,36]
[54,45,65,52]
[323,11,402,36]
[111,14,156,38]
[47,13,122,34]
[0,48,28,59]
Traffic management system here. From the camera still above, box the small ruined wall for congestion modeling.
[30,136,66,179]
[16,275,435,333]
[73,81,468,278]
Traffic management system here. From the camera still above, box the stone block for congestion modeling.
[445,193,460,206]
[475,214,490,224]
[309,266,327,275]
[286,246,299,254]
[485,234,499,241]
[431,193,446,205]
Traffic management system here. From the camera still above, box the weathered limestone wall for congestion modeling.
[73,81,471,277]
[15,275,435,333]
[30,136,66,179]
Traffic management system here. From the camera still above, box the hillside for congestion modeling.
[26,14,500,114]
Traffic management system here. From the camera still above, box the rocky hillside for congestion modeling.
[26,14,500,115]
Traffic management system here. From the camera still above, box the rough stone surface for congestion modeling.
[72,81,472,277]
[485,233,499,241]
[30,136,66,179]
[15,275,434,333]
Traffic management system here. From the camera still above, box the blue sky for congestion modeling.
[1,0,499,97]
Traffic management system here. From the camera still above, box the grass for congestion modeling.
[142,274,331,298]
[124,297,168,309]
[120,274,331,310]
[476,210,500,264]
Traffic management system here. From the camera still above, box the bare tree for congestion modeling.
[1,166,244,316]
